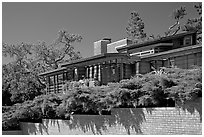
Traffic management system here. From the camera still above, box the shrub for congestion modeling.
[40,93,63,119]
[160,76,177,88]
[2,67,201,131]
[56,103,70,119]
[12,100,43,122]
[2,111,20,131]
[2,106,12,113]
[119,78,143,90]
[138,95,155,107]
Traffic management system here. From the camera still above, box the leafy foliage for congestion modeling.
[165,3,202,43]
[183,3,202,43]
[165,6,187,36]
[2,63,45,104]
[34,30,82,69]
[2,67,202,131]
[2,30,82,104]
[126,11,146,43]
[163,67,202,102]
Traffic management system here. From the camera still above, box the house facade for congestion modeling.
[39,31,202,92]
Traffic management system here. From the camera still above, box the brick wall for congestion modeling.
[2,130,23,135]
[20,98,202,135]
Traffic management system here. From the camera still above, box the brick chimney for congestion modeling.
[94,38,111,55]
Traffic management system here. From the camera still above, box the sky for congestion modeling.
[2,1,201,64]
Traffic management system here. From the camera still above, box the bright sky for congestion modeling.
[2,1,201,64]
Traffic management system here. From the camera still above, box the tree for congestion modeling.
[34,30,82,69]
[2,62,45,104]
[126,11,147,43]
[165,3,202,44]
[2,30,82,104]
[165,6,187,36]
[183,3,202,44]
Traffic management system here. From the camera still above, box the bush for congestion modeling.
[2,111,20,131]
[39,93,63,119]
[2,93,64,131]
[61,87,100,114]
[2,104,22,131]
[2,67,201,131]
[119,78,143,90]
[12,100,42,123]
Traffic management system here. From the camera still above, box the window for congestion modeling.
[49,76,54,86]
[170,59,175,67]
[58,74,63,84]
[130,49,155,56]
[180,38,184,46]
[184,36,192,46]
[140,51,151,55]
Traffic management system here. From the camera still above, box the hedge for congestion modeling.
[2,67,202,131]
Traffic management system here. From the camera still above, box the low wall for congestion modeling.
[20,98,202,135]
[2,130,23,135]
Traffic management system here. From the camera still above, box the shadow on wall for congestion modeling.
[21,98,202,135]
[20,122,49,135]
[176,97,202,122]
[61,108,154,135]
[21,108,153,135]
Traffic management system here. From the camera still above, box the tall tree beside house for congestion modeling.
[126,11,147,43]
[2,30,82,105]
[165,6,187,36]
[182,3,202,44]
[2,42,45,104]
[34,30,82,70]
[165,3,202,44]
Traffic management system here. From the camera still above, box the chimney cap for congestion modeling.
[103,38,111,41]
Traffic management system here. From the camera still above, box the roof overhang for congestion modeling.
[116,31,196,51]
[39,67,67,77]
[140,44,202,61]
[39,53,131,76]
[60,53,129,67]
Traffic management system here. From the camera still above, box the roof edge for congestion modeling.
[116,31,197,50]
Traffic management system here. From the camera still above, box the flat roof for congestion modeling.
[116,31,196,50]
[60,53,129,67]
[39,53,130,76]
[140,44,202,59]
[130,43,174,54]
[39,67,67,76]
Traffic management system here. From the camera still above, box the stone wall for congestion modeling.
[20,98,202,135]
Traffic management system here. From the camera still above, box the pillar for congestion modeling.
[56,74,59,92]
[62,72,65,84]
[89,66,92,79]
[86,66,89,79]
[98,64,101,81]
[46,76,50,93]
[112,63,117,82]
[94,65,97,80]
[135,62,140,74]
[74,68,78,81]
[54,75,56,93]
